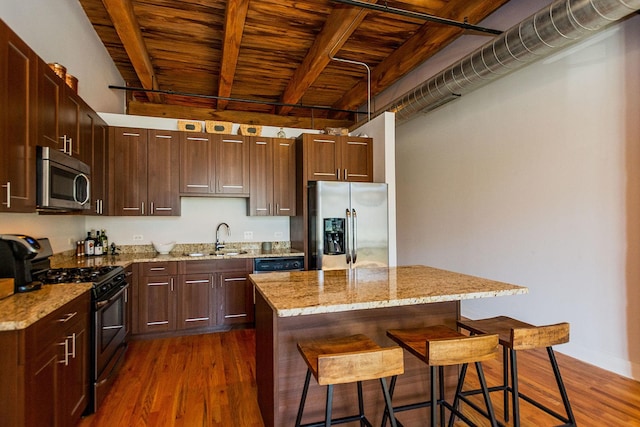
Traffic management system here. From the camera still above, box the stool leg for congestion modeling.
[438,366,445,427]
[380,377,399,427]
[357,381,366,427]
[325,384,334,427]
[476,361,498,427]
[430,366,437,427]
[296,369,312,427]
[510,349,521,427]
[380,375,398,427]
[447,363,469,427]
[502,346,510,422]
[547,347,577,426]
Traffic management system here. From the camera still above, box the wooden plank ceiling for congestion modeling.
[79,0,511,129]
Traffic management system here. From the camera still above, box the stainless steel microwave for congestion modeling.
[36,146,91,211]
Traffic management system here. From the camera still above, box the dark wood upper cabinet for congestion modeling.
[249,136,295,216]
[0,22,37,212]
[302,134,373,182]
[215,134,250,195]
[179,132,215,194]
[179,133,249,196]
[88,112,109,215]
[37,58,88,161]
[111,127,180,216]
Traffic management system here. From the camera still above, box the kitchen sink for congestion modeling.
[212,250,248,256]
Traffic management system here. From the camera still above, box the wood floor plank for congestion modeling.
[78,329,640,427]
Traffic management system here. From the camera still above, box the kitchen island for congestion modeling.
[250,265,527,427]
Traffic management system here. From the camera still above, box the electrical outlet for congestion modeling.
[274,232,283,239]
[68,238,75,245]
[243,231,253,240]
[133,234,143,241]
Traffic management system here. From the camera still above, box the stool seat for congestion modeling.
[295,334,403,427]
[383,325,499,427]
[387,325,499,366]
[457,316,570,350]
[297,334,403,386]
[457,316,576,427]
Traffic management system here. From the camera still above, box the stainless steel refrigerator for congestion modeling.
[309,181,388,270]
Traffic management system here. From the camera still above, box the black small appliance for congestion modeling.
[0,234,44,293]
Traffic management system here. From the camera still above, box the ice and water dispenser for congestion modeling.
[323,218,345,255]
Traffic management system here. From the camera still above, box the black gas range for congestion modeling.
[36,265,126,301]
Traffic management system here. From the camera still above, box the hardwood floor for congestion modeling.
[78,329,640,427]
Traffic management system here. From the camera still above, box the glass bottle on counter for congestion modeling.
[101,229,109,252]
[84,231,95,256]
[95,230,103,255]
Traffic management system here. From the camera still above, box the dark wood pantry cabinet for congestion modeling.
[0,22,37,212]
[110,127,180,216]
[248,136,296,216]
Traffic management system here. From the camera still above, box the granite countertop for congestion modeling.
[0,284,92,331]
[51,247,304,269]
[250,265,528,317]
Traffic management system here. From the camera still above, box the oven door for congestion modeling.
[92,282,129,411]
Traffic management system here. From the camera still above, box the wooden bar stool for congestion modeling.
[295,334,404,427]
[383,325,499,427]
[457,316,576,427]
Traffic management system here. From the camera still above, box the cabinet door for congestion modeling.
[60,318,89,427]
[147,130,180,215]
[341,136,373,182]
[219,271,253,325]
[273,138,296,215]
[179,132,214,194]
[37,59,64,153]
[178,273,216,330]
[89,114,108,215]
[215,135,250,195]
[0,24,37,212]
[29,346,58,427]
[112,127,148,216]
[305,134,340,181]
[61,90,82,159]
[249,137,274,215]
[138,274,176,333]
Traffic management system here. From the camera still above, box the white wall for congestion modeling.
[0,0,125,113]
[394,15,640,379]
[85,198,290,246]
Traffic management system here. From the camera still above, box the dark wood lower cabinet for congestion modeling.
[1,291,90,427]
[220,271,254,325]
[134,259,253,337]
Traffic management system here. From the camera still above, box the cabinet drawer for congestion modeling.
[29,292,90,349]
[140,261,178,276]
[179,258,251,274]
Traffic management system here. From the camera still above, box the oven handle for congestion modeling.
[95,283,129,309]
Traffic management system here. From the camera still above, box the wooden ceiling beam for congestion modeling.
[329,0,510,118]
[217,0,251,111]
[127,101,353,130]
[101,0,162,103]
[276,1,378,115]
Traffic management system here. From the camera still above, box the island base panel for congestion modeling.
[255,293,461,427]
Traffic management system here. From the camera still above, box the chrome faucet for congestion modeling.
[215,222,230,251]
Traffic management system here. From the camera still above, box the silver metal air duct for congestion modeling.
[380,0,640,124]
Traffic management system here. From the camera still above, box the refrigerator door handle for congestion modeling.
[345,208,352,264]
[352,209,358,264]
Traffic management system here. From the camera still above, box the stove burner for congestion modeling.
[37,265,120,284]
